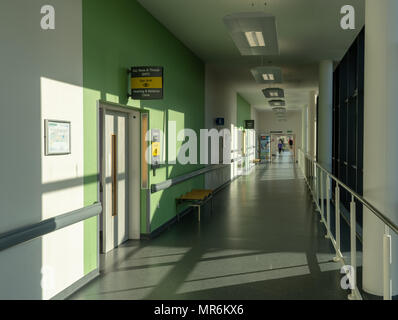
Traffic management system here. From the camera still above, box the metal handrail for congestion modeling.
[301,151,398,235]
[151,164,229,193]
[0,203,102,252]
[298,148,396,300]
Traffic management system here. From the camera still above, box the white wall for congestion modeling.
[204,64,238,190]
[0,0,85,299]
[205,64,237,130]
[256,110,303,158]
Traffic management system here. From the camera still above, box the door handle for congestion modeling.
[112,134,117,217]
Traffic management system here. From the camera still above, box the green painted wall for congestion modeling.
[82,0,205,274]
[237,94,251,129]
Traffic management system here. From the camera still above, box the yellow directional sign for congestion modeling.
[129,66,163,100]
[131,77,163,90]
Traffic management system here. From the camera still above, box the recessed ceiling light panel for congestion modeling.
[245,31,265,47]
[223,12,279,56]
[251,67,283,84]
[263,88,284,98]
[269,99,286,107]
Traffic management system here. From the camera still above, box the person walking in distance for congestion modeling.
[278,141,283,155]
[289,138,293,150]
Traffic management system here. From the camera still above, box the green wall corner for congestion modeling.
[237,93,252,129]
[82,0,205,272]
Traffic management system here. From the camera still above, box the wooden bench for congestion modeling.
[176,189,214,222]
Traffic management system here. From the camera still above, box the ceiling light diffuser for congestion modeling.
[269,99,286,107]
[272,107,286,113]
[251,67,283,84]
[223,12,279,56]
[262,74,274,81]
[263,88,284,98]
[245,31,265,47]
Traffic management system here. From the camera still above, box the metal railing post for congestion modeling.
[348,195,357,300]
[315,165,319,209]
[325,175,331,239]
[297,148,398,302]
[304,158,308,182]
[333,184,342,262]
[320,170,325,220]
[383,225,392,300]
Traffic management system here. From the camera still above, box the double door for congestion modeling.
[100,110,129,253]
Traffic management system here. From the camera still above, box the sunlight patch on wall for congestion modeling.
[40,76,85,300]
[106,93,119,104]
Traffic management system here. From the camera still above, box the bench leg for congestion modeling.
[198,205,200,222]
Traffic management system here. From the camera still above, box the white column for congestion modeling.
[363,0,398,297]
[318,60,333,171]
[307,91,317,159]
[301,105,308,154]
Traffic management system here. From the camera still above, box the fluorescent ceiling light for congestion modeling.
[251,67,282,84]
[263,88,284,98]
[269,99,286,107]
[223,12,279,56]
[245,32,256,47]
[262,73,275,81]
[256,32,265,46]
[245,31,265,47]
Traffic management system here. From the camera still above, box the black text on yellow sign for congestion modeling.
[152,142,160,157]
[131,77,163,90]
[129,66,163,100]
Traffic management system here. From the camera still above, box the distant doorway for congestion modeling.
[271,134,296,163]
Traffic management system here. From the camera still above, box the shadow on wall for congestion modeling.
[147,107,205,233]
[0,75,100,299]
[0,73,42,299]
[0,0,209,300]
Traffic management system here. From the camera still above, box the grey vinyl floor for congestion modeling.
[69,152,349,300]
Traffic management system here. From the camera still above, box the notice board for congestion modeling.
[45,120,71,155]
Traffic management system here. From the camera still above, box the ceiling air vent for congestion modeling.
[223,12,279,56]
[263,88,284,98]
[251,66,283,84]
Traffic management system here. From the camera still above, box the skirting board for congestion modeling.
[51,268,99,300]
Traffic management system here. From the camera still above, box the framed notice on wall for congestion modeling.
[45,120,71,156]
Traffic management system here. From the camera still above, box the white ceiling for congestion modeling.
[137,0,365,111]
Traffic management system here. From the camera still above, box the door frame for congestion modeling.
[97,100,147,255]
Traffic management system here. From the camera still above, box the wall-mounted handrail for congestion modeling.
[0,203,102,252]
[151,164,229,193]
[298,148,397,300]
